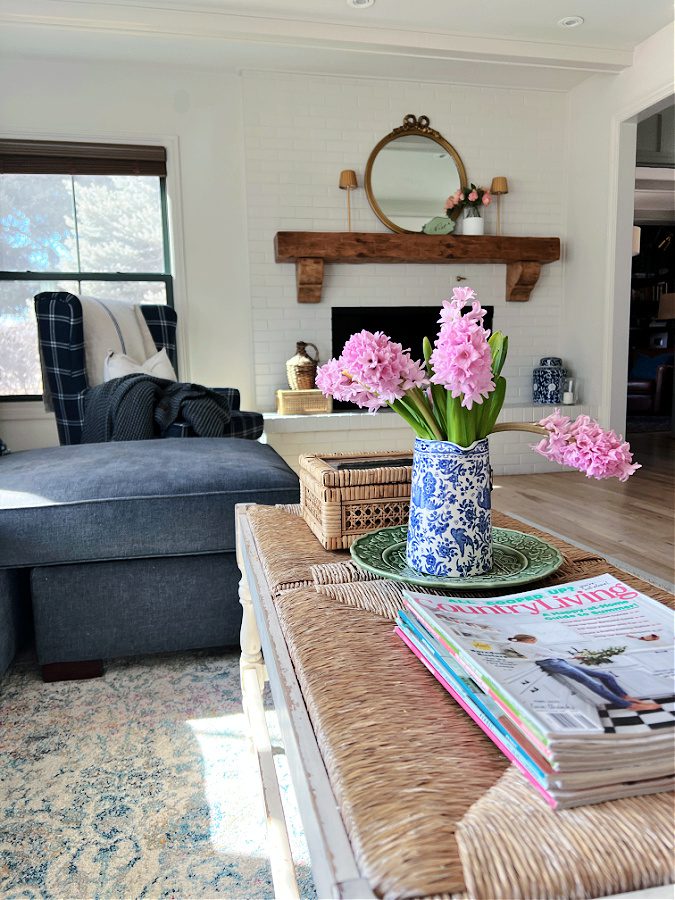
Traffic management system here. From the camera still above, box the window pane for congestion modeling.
[81,281,167,305]
[0,174,78,272]
[0,279,79,396]
[74,175,165,273]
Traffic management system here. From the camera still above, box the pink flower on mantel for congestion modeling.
[429,286,495,410]
[316,330,427,412]
[468,190,478,202]
[445,196,456,210]
[481,191,492,206]
[534,411,641,481]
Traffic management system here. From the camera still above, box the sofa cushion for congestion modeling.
[0,438,299,568]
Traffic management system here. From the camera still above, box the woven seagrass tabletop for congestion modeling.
[246,505,674,900]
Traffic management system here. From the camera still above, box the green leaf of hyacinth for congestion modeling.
[464,404,477,447]
[422,335,433,370]
[481,376,507,437]
[489,332,509,378]
[390,399,431,439]
[430,384,447,434]
[447,394,472,447]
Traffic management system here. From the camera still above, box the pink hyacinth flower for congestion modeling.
[468,190,478,202]
[316,330,428,412]
[429,286,495,410]
[481,191,492,206]
[534,411,640,481]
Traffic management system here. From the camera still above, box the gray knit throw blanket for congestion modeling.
[82,375,231,443]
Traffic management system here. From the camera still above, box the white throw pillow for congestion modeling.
[80,296,160,387]
[104,347,178,382]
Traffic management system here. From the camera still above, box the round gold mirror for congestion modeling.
[365,114,467,234]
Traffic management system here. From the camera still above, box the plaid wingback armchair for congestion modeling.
[34,291,264,445]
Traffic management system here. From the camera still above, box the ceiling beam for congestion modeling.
[0,1,634,73]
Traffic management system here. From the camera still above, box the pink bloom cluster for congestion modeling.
[445,186,491,211]
[534,411,641,482]
[429,286,495,409]
[315,330,427,411]
[445,189,464,210]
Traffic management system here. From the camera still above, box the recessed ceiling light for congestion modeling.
[347,0,375,8]
[558,15,584,28]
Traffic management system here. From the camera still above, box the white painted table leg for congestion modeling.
[239,570,266,697]
[242,665,301,900]
[236,521,300,900]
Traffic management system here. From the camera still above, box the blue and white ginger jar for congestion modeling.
[406,437,492,578]
[533,357,567,405]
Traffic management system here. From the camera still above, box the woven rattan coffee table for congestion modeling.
[235,503,674,900]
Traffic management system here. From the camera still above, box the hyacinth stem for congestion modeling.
[408,388,444,440]
[491,422,547,436]
[389,399,429,438]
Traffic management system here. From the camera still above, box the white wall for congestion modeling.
[242,71,567,412]
[563,24,675,432]
[0,56,253,447]
[4,33,670,453]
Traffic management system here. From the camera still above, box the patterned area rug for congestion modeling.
[0,651,315,899]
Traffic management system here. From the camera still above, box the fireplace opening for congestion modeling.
[331,304,494,411]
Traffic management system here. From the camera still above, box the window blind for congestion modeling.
[0,140,167,176]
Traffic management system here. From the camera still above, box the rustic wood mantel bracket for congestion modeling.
[274,232,560,303]
[295,258,324,303]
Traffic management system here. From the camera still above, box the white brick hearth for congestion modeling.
[262,403,597,475]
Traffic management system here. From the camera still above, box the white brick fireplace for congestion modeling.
[242,70,582,473]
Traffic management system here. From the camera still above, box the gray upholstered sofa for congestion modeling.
[0,437,298,681]
[0,292,300,682]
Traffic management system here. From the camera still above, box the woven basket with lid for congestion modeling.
[286,341,319,391]
[299,450,413,549]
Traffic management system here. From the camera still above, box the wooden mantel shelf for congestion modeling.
[274,231,561,303]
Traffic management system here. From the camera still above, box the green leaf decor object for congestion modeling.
[422,217,456,235]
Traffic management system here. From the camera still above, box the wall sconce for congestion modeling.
[490,177,509,236]
[339,169,358,231]
[632,226,641,257]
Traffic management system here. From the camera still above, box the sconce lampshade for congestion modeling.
[658,292,675,320]
[339,169,358,190]
[632,226,641,257]
[490,176,509,195]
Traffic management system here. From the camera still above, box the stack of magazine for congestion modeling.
[397,573,675,809]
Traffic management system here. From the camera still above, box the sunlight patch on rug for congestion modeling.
[0,651,315,899]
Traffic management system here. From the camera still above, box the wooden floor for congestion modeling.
[492,432,675,586]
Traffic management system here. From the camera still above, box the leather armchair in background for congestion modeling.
[627,349,674,414]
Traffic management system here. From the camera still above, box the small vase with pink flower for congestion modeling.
[446,184,492,235]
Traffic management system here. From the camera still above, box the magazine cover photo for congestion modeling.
[408,574,675,738]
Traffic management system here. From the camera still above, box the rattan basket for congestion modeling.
[299,450,413,549]
[276,389,333,415]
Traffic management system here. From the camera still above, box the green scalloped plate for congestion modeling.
[350,525,564,590]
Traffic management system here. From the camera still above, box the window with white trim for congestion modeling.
[0,140,172,398]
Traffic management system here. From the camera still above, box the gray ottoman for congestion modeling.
[0,437,299,679]
[0,569,25,679]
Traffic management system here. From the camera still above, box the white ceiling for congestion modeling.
[0,0,672,89]
[153,0,674,51]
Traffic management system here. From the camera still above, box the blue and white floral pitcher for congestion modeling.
[406,437,492,577]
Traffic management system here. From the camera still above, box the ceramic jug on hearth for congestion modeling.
[286,341,319,391]
[533,356,567,405]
